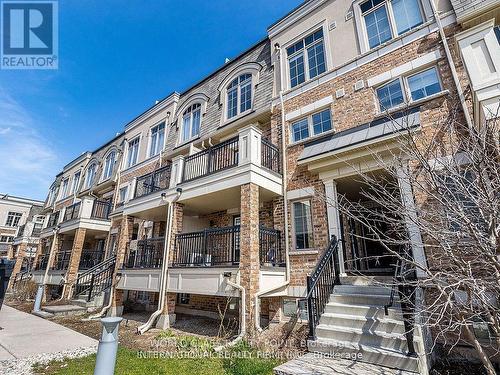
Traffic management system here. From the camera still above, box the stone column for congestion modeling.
[239,183,260,335]
[62,228,87,299]
[9,243,27,288]
[43,233,61,302]
[323,179,345,274]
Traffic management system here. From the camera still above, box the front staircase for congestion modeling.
[71,255,116,309]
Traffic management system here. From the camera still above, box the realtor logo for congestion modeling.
[1,0,58,69]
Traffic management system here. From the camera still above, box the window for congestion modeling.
[5,212,22,227]
[85,163,97,188]
[72,172,81,194]
[361,0,423,49]
[227,74,253,119]
[181,104,201,143]
[290,108,332,143]
[283,298,308,320]
[287,29,326,88]
[177,293,190,305]
[103,151,116,180]
[376,67,441,111]
[149,122,165,157]
[292,200,314,249]
[118,186,128,203]
[127,137,140,168]
[60,178,69,199]
[0,236,14,243]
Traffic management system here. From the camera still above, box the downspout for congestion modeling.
[255,44,291,332]
[214,276,246,351]
[137,188,182,334]
[429,0,473,130]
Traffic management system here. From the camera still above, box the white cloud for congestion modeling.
[0,87,59,200]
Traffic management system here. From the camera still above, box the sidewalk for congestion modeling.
[0,305,97,360]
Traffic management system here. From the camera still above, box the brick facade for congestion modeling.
[63,228,87,299]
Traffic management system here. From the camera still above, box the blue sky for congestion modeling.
[0,0,302,200]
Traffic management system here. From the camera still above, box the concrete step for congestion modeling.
[308,338,419,373]
[274,352,419,374]
[340,275,394,286]
[318,313,406,334]
[42,304,86,316]
[330,292,394,306]
[32,310,54,319]
[324,302,403,320]
[315,324,409,352]
[334,284,393,296]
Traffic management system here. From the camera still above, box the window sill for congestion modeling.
[375,90,449,119]
[174,136,201,151]
[289,250,319,256]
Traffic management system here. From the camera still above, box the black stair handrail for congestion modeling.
[304,235,340,339]
[12,270,31,288]
[73,255,116,302]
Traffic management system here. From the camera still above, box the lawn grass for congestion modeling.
[34,344,281,375]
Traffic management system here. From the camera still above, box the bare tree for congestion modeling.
[303,102,499,374]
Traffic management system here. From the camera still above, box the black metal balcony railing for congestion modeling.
[17,224,26,237]
[52,250,72,270]
[172,226,240,267]
[124,238,164,269]
[78,249,105,269]
[259,226,285,266]
[91,200,112,220]
[63,202,81,222]
[261,138,281,174]
[35,254,49,271]
[47,211,60,228]
[134,164,172,199]
[182,137,239,183]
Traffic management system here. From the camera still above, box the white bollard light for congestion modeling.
[33,285,44,312]
[93,317,123,375]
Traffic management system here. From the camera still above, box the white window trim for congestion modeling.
[126,135,141,169]
[282,22,331,91]
[118,185,129,203]
[175,95,208,146]
[59,178,69,200]
[72,171,81,195]
[353,0,429,54]
[148,122,166,158]
[179,103,203,145]
[224,74,254,122]
[374,65,443,112]
[289,107,334,144]
[291,199,315,251]
[101,149,117,182]
[85,162,98,189]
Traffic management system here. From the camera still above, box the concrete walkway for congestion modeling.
[0,305,97,360]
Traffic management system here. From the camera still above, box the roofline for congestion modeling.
[123,91,179,131]
[62,151,92,171]
[90,131,125,154]
[267,0,311,30]
[0,194,44,206]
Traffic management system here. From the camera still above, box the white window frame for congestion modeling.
[291,199,315,251]
[0,236,14,243]
[375,65,443,112]
[126,136,140,168]
[289,107,333,144]
[102,150,116,181]
[59,178,69,199]
[148,122,166,158]
[285,27,328,89]
[354,0,426,53]
[225,73,254,121]
[85,163,97,189]
[180,103,202,144]
[118,186,129,203]
[72,171,81,195]
[5,212,22,227]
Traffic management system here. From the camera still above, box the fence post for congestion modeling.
[306,275,315,339]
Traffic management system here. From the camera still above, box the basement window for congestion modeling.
[283,298,308,320]
[178,293,190,305]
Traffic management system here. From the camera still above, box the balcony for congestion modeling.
[78,249,105,270]
[124,238,164,269]
[56,198,112,234]
[52,250,72,270]
[47,211,60,228]
[34,253,49,271]
[63,202,81,222]
[134,164,171,199]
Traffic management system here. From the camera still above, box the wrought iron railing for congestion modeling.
[52,250,72,270]
[47,211,60,228]
[17,224,26,237]
[35,254,49,271]
[305,236,340,339]
[261,138,281,174]
[172,226,240,267]
[74,256,116,302]
[259,226,284,266]
[182,137,239,183]
[12,270,32,288]
[91,200,111,220]
[63,202,81,222]
[78,249,105,269]
[124,238,164,269]
[134,164,171,199]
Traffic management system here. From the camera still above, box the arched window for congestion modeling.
[85,163,97,188]
[227,73,252,119]
[181,103,201,142]
[102,151,116,180]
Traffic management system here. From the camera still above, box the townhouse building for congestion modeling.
[11,0,499,373]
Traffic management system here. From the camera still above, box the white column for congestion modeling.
[169,155,185,189]
[238,125,262,167]
[396,166,427,279]
[80,197,93,219]
[323,179,345,274]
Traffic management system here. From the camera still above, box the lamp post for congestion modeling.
[94,317,123,375]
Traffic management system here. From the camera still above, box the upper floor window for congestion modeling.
[181,104,201,143]
[5,212,22,227]
[227,74,252,119]
[60,178,69,199]
[149,122,166,157]
[103,151,116,180]
[0,236,14,243]
[118,186,128,203]
[290,108,332,143]
[376,66,441,111]
[287,29,326,88]
[127,137,140,168]
[361,0,423,49]
[85,163,97,188]
[72,171,81,194]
